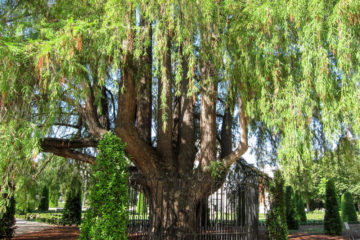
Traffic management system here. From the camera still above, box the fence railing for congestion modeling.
[127,175,260,240]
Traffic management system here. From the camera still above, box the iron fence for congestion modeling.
[127,174,260,240]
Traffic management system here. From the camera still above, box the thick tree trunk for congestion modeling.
[146,178,205,239]
[136,17,152,143]
[157,37,174,169]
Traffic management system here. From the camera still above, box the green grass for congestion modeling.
[306,210,325,221]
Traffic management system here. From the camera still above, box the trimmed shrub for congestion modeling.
[295,190,307,224]
[285,186,300,230]
[49,190,59,208]
[265,170,288,240]
[136,192,147,214]
[62,189,82,225]
[80,132,128,240]
[38,186,49,212]
[0,194,16,239]
[324,179,342,235]
[341,191,358,222]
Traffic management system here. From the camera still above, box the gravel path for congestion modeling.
[14,220,54,236]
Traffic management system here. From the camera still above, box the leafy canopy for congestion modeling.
[1,0,360,210]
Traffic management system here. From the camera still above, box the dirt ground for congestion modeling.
[12,226,80,240]
[12,224,360,240]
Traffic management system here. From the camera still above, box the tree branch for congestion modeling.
[221,98,248,169]
[41,138,98,149]
[41,146,96,164]
[115,10,159,175]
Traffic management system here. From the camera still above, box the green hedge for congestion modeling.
[80,132,128,240]
[38,186,49,212]
[62,190,82,225]
[265,170,288,240]
[285,186,300,230]
[295,190,307,224]
[324,179,342,235]
[341,191,358,222]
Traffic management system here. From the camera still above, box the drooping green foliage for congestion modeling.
[295,190,307,224]
[80,132,128,240]
[324,179,342,235]
[1,0,360,216]
[136,192,147,215]
[285,186,300,230]
[62,189,82,226]
[0,184,15,239]
[341,191,358,222]
[38,186,49,212]
[266,170,287,240]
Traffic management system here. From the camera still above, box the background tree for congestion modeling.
[265,170,287,240]
[285,186,300,230]
[295,190,307,224]
[324,179,342,236]
[1,0,360,236]
[340,191,358,222]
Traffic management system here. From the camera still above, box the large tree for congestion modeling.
[1,0,360,237]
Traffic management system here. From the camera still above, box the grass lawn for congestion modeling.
[260,209,360,224]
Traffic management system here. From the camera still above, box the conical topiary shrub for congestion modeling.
[62,189,82,225]
[285,186,300,230]
[324,179,342,235]
[295,190,307,224]
[49,189,59,208]
[38,186,49,212]
[265,170,288,240]
[79,132,128,240]
[341,191,358,223]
